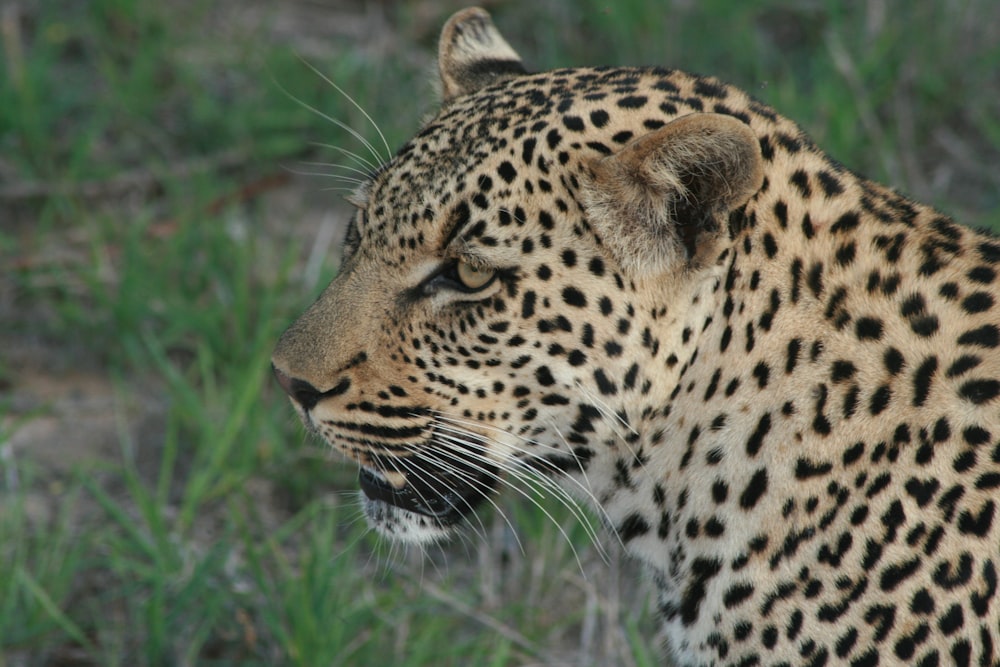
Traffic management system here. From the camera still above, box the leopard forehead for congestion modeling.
[356,66,770,260]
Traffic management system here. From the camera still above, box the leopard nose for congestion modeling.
[272,365,322,411]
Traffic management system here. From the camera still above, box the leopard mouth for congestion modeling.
[358,450,498,523]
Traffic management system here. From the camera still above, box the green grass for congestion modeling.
[2,0,999,665]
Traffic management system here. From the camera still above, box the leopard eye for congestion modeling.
[455,259,496,290]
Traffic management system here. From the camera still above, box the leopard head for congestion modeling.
[271,7,763,542]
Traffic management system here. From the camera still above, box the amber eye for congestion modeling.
[455,259,495,290]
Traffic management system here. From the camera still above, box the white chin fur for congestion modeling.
[361,494,454,544]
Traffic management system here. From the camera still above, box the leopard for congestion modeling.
[271,7,1000,665]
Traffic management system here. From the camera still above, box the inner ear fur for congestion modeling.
[582,113,764,276]
[438,7,527,102]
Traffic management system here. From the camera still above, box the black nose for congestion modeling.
[272,365,322,411]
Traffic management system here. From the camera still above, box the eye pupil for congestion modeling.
[456,259,495,290]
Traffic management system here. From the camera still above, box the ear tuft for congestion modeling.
[438,7,526,102]
[582,113,764,277]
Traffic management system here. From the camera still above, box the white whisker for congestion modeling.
[309,142,383,174]
[297,56,393,162]
[427,425,594,574]
[298,160,375,179]
[284,168,368,187]
[430,421,603,547]
[399,439,524,554]
[433,413,614,534]
[393,447,493,544]
[275,74,385,174]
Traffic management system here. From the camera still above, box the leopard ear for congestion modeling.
[582,113,764,277]
[438,7,527,102]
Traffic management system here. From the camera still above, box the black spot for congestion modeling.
[831,360,856,382]
[835,627,859,658]
[561,286,587,308]
[790,169,811,197]
[753,362,770,388]
[693,79,727,98]
[795,457,833,479]
[563,115,585,132]
[957,324,999,348]
[813,383,832,435]
[963,425,990,446]
[776,132,803,153]
[801,213,815,239]
[938,603,964,635]
[680,557,723,625]
[521,137,536,165]
[593,369,618,395]
[817,171,845,197]
[763,233,778,258]
[808,262,824,297]
[830,211,861,234]
[546,128,562,149]
[959,379,1000,404]
[843,442,865,466]
[968,266,995,283]
[739,468,769,509]
[774,201,789,227]
[884,347,905,375]
[703,368,722,401]
[936,486,965,524]
[910,589,935,615]
[616,95,648,109]
[902,293,926,316]
[585,141,612,155]
[978,240,1000,263]
[961,291,994,314]
[855,317,884,341]
[939,282,959,299]
[786,338,802,374]
[835,241,856,266]
[858,612,894,657]
[905,477,940,507]
[535,366,555,386]
[933,552,973,589]
[617,513,650,542]
[946,355,981,378]
[957,500,995,536]
[521,291,536,318]
[910,315,939,337]
[723,582,755,609]
[589,109,610,128]
[866,472,892,498]
[497,161,517,183]
[912,356,938,407]
[746,412,771,457]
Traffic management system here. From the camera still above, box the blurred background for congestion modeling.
[2,1,998,665]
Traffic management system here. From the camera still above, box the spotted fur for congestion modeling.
[272,8,1000,665]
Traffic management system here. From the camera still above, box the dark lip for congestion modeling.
[358,452,498,523]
